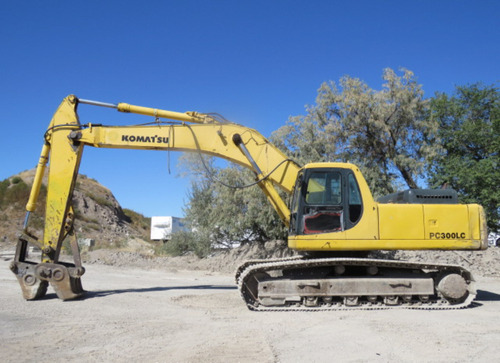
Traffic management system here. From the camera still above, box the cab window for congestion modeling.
[305,171,342,205]
[348,173,362,224]
[303,171,343,234]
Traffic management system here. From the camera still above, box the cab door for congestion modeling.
[290,168,363,236]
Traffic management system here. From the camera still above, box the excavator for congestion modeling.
[10,95,488,310]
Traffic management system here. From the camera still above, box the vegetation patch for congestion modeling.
[123,208,150,233]
[0,177,30,208]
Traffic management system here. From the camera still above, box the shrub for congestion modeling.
[11,176,22,184]
[155,230,212,258]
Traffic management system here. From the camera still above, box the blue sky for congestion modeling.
[1,1,498,218]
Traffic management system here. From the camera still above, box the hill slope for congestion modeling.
[0,169,151,251]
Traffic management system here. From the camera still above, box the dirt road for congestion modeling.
[1,257,500,362]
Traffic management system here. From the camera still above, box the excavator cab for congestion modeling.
[289,166,363,236]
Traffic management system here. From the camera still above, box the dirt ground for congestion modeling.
[1,252,500,363]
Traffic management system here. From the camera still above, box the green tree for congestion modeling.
[174,153,287,255]
[428,83,500,231]
[271,68,439,197]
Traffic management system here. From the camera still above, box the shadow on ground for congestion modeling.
[84,284,237,299]
[29,287,500,304]
[475,289,500,302]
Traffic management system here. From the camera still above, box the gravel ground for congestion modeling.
[1,244,500,362]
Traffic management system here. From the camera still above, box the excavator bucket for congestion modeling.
[11,261,85,300]
[11,260,85,301]
[9,235,47,300]
[10,260,49,300]
[35,262,85,300]
[11,234,85,300]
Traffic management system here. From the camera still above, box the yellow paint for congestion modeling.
[379,204,425,240]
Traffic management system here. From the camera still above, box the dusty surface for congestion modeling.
[1,251,500,362]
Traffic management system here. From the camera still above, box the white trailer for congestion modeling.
[150,216,187,241]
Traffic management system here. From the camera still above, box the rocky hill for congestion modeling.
[0,169,152,252]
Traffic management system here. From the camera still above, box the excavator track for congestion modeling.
[237,257,476,311]
[234,256,304,284]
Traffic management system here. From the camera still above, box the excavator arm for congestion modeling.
[12,95,300,300]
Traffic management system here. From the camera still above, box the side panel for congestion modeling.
[466,204,482,241]
[424,204,470,241]
[379,204,425,240]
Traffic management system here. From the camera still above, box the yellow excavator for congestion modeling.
[11,95,488,310]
